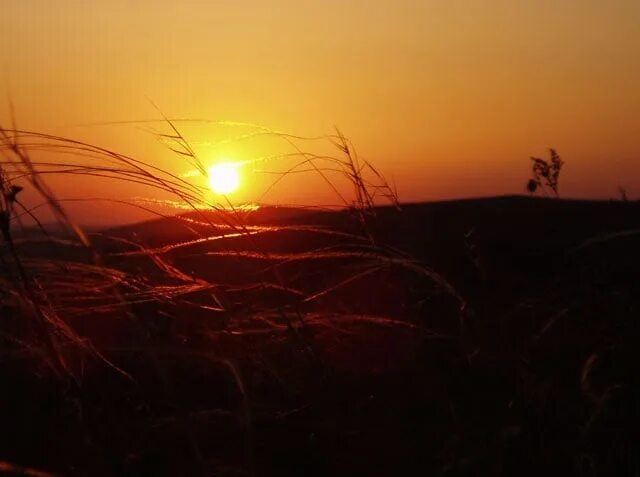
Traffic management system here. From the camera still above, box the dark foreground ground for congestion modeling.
[1,196,639,476]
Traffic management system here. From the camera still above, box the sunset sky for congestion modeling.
[2,0,639,223]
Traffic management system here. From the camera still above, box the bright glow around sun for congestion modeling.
[208,163,240,195]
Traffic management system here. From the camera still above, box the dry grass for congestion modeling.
[4,117,634,476]
[0,116,468,475]
[0,116,462,351]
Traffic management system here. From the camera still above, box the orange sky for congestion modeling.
[2,0,639,224]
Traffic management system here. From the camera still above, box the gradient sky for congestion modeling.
[2,0,639,223]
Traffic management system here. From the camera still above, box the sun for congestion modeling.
[208,163,240,195]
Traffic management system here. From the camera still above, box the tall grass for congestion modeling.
[1,116,467,475]
[1,117,463,325]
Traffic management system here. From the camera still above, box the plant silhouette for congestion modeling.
[527,148,564,197]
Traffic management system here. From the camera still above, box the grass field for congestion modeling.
[1,124,639,476]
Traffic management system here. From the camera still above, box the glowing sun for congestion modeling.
[208,163,240,195]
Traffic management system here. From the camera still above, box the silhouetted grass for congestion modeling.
[1,118,638,476]
[0,117,469,475]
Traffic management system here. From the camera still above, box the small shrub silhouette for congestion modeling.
[527,149,564,197]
